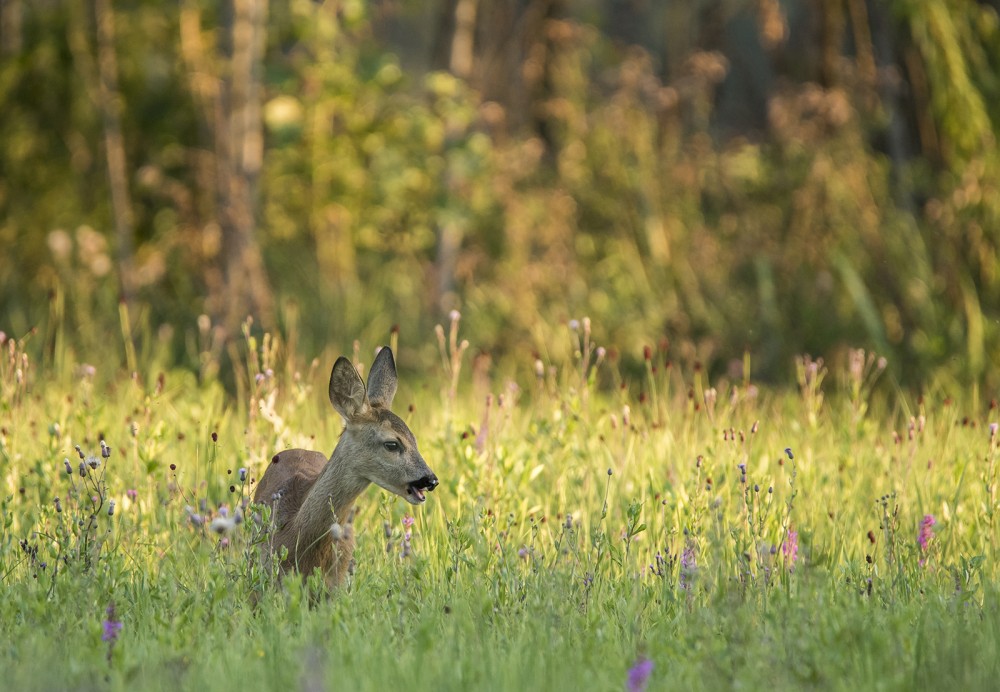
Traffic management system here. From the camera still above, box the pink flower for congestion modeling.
[918,515,936,552]
[782,529,799,568]
[402,515,415,528]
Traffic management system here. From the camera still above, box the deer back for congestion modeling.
[253,449,327,531]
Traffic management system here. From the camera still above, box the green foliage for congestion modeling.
[3,321,1000,688]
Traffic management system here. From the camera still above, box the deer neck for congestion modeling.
[293,438,370,541]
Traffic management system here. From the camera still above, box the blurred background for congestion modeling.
[1,0,998,386]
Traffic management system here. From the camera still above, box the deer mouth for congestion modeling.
[405,474,439,505]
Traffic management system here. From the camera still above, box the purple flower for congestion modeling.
[402,515,415,528]
[918,514,936,552]
[627,657,654,692]
[680,540,697,591]
[782,529,799,568]
[102,603,122,643]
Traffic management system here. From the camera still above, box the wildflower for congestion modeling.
[78,461,88,477]
[100,440,111,459]
[186,507,205,527]
[784,447,794,460]
[918,514,936,552]
[680,540,697,590]
[518,546,529,560]
[627,657,654,692]
[108,500,115,517]
[102,603,122,643]
[402,515,415,528]
[210,510,236,534]
[126,488,137,501]
[449,309,461,322]
[64,458,72,475]
[86,455,100,470]
[568,319,580,331]
[782,529,799,568]
[238,467,247,482]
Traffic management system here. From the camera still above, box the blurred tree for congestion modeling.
[180,0,274,336]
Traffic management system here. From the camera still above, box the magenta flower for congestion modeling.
[782,529,799,568]
[627,657,654,692]
[918,514,936,552]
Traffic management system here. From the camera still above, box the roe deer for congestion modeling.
[253,346,438,587]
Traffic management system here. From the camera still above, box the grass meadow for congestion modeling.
[3,314,1000,691]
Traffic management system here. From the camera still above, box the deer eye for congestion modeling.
[383,440,401,452]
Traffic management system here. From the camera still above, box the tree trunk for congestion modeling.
[449,0,478,78]
[93,0,135,304]
[218,0,273,332]
[180,0,274,335]
[0,0,22,55]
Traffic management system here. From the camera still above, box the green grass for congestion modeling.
[2,322,1000,691]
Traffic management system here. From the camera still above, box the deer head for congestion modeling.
[328,347,438,504]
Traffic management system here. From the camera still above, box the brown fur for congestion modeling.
[253,348,436,588]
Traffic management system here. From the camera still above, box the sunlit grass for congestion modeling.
[2,319,1000,691]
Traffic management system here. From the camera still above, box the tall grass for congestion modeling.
[1,319,999,691]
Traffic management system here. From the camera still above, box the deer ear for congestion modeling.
[366,346,398,409]
[329,356,368,421]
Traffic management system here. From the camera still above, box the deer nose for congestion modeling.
[414,474,439,492]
